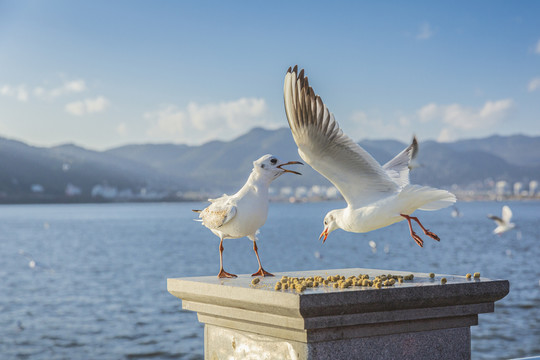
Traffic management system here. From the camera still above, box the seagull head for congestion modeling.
[319,210,341,243]
[252,154,303,180]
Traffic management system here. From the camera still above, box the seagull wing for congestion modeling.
[487,214,504,226]
[410,135,419,161]
[383,136,418,188]
[200,200,237,230]
[501,205,512,224]
[284,66,398,208]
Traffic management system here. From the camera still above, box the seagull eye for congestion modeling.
[270,158,277,165]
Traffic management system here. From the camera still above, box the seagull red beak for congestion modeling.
[319,228,329,243]
[277,161,303,175]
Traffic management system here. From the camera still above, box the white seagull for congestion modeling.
[194,154,302,278]
[283,66,456,247]
[488,205,515,235]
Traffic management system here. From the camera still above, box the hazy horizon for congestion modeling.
[1,126,538,153]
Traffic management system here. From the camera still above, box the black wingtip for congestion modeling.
[293,64,298,74]
[192,209,202,213]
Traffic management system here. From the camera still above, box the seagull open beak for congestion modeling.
[319,227,329,243]
[277,161,303,175]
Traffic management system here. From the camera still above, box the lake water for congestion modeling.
[0,201,538,359]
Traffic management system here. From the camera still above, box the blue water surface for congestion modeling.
[0,201,538,359]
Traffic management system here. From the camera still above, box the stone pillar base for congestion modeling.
[168,268,509,360]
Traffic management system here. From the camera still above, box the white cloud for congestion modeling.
[398,116,410,126]
[0,84,29,102]
[65,101,86,116]
[2,78,86,102]
[415,99,514,131]
[350,110,368,124]
[35,79,86,99]
[417,22,433,40]
[65,96,109,116]
[437,127,456,142]
[417,103,438,122]
[145,97,277,144]
[528,77,540,92]
[116,122,128,136]
[349,110,408,141]
[85,96,108,113]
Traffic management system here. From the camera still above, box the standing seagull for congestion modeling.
[194,154,302,278]
[488,205,515,235]
[283,66,456,247]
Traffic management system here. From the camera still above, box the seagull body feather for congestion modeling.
[198,170,270,241]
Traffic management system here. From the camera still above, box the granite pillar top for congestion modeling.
[168,268,509,318]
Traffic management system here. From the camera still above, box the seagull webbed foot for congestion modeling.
[218,269,237,278]
[251,267,274,277]
[424,229,440,241]
[411,231,424,247]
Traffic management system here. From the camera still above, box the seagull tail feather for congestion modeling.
[399,185,456,212]
[192,209,202,213]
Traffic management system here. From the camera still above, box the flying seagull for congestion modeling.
[283,66,456,247]
[194,154,302,278]
[488,205,515,235]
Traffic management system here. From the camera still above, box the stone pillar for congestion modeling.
[167,268,509,360]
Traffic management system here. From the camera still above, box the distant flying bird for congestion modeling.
[18,250,53,272]
[283,66,456,247]
[451,205,463,218]
[193,155,302,278]
[488,205,516,235]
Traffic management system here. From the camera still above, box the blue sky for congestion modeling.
[1,1,539,150]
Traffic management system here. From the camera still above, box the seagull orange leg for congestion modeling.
[251,241,274,277]
[217,238,237,278]
[408,215,440,241]
[400,214,424,247]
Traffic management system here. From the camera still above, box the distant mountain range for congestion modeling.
[1,128,539,203]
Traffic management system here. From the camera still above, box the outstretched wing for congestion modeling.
[383,136,418,188]
[501,205,512,224]
[487,214,504,226]
[284,66,397,208]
